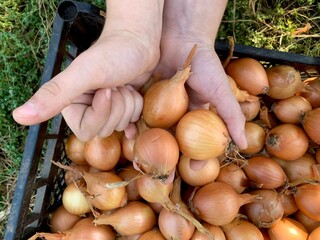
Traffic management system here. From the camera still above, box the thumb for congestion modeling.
[12,54,98,125]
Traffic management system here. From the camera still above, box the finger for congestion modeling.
[98,89,125,137]
[114,86,135,131]
[124,123,138,140]
[127,85,143,122]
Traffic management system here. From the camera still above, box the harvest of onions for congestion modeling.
[30,45,320,240]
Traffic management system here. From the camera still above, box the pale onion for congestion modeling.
[294,210,320,233]
[300,77,320,108]
[142,66,191,128]
[62,181,91,215]
[176,109,230,160]
[65,133,87,165]
[191,182,257,226]
[94,201,156,236]
[178,155,220,186]
[265,124,309,161]
[239,98,261,121]
[272,96,312,124]
[282,194,298,216]
[49,205,82,233]
[117,165,141,201]
[215,163,249,193]
[309,226,320,240]
[225,58,269,95]
[138,228,165,240]
[240,122,266,155]
[302,107,320,144]
[84,132,121,171]
[243,189,284,228]
[243,155,287,189]
[294,184,320,221]
[221,219,264,240]
[191,223,226,240]
[268,217,308,240]
[266,65,306,99]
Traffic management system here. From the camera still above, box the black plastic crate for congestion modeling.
[4,1,320,239]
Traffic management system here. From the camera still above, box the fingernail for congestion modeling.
[14,102,38,118]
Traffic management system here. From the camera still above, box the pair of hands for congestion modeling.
[12,0,247,150]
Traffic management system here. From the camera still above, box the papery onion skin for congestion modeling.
[300,77,320,108]
[133,128,179,181]
[308,225,320,240]
[225,58,269,95]
[294,184,320,221]
[265,123,309,161]
[243,156,286,189]
[294,210,320,233]
[268,217,308,240]
[138,228,165,240]
[221,219,264,240]
[65,133,87,165]
[282,194,298,216]
[239,98,261,121]
[117,165,141,201]
[243,189,284,228]
[178,155,220,186]
[191,223,226,240]
[64,163,90,185]
[176,109,230,160]
[302,107,320,144]
[272,96,312,124]
[49,205,82,233]
[240,122,266,154]
[266,65,304,100]
[191,182,257,226]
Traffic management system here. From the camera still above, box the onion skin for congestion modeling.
[243,189,284,228]
[243,156,287,189]
[282,194,298,216]
[191,223,226,240]
[176,109,230,160]
[265,124,309,161]
[226,58,269,95]
[138,228,165,240]
[268,217,308,240]
[302,107,320,144]
[294,210,320,233]
[240,122,266,155]
[300,77,320,108]
[65,133,87,165]
[64,163,90,185]
[117,165,141,201]
[221,219,264,240]
[239,98,261,121]
[49,205,82,233]
[191,182,257,226]
[294,184,320,221]
[309,226,320,240]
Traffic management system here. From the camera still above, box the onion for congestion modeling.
[308,225,320,240]
[259,105,279,129]
[49,205,82,233]
[30,218,116,240]
[266,65,306,99]
[176,109,230,160]
[272,96,312,124]
[316,148,320,164]
[94,201,156,236]
[265,124,309,161]
[178,155,220,186]
[191,223,226,240]
[294,184,320,221]
[62,181,91,215]
[243,189,284,228]
[282,193,298,216]
[240,122,266,155]
[191,182,257,226]
[239,98,261,121]
[225,58,269,95]
[228,75,260,102]
[84,132,121,171]
[243,156,287,189]
[64,163,90,185]
[138,228,165,239]
[65,133,87,165]
[221,219,264,240]
[300,77,320,108]
[268,217,308,240]
[117,165,141,201]
[215,163,249,193]
[133,128,179,182]
[302,107,320,144]
[294,210,320,233]
[148,202,163,214]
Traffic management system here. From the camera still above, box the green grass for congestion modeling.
[0,0,319,238]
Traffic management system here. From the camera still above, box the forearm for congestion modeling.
[162,0,228,44]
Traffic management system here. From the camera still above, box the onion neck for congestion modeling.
[239,193,260,206]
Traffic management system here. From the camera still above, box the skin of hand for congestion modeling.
[12,0,164,142]
[156,0,248,150]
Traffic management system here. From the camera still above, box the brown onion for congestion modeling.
[178,155,220,186]
[266,65,305,99]
[65,133,87,165]
[302,107,320,144]
[49,205,82,233]
[282,194,298,216]
[228,75,260,102]
[243,156,287,189]
[316,148,320,164]
[265,124,309,161]
[240,122,266,155]
[272,96,312,124]
[225,58,269,95]
[294,184,320,221]
[191,182,257,226]
[294,210,320,233]
[243,189,284,228]
[300,77,320,108]
[84,132,121,171]
[64,163,90,185]
[215,163,249,193]
[309,226,320,240]
[117,165,141,201]
[138,228,165,239]
[268,217,308,240]
[133,128,179,182]
[239,97,261,121]
[191,223,226,240]
[221,219,264,240]
[176,109,230,160]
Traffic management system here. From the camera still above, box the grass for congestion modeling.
[0,0,319,238]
